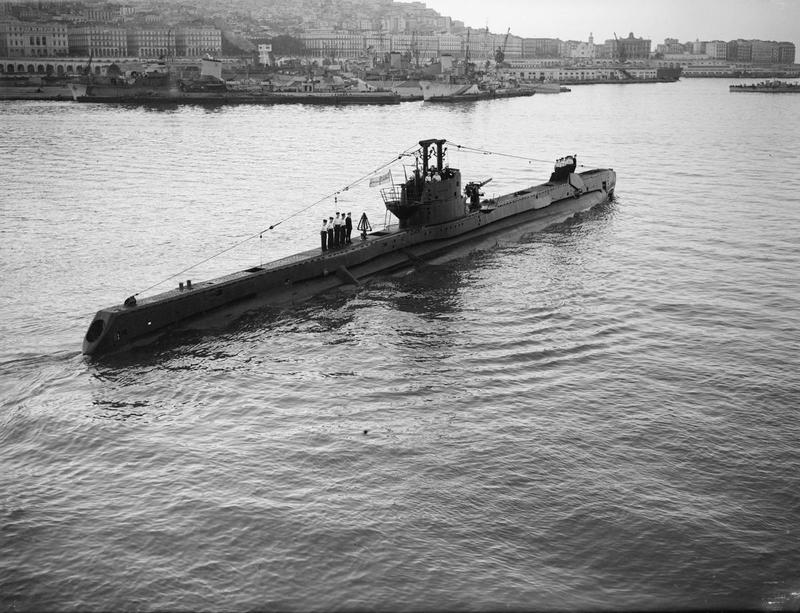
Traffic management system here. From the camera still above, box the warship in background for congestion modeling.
[419,79,536,102]
[70,56,401,105]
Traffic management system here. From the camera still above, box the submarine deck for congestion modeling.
[113,225,408,313]
[112,167,612,315]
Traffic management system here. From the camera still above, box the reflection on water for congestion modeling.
[390,264,466,317]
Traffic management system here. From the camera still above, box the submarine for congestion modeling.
[83,138,616,357]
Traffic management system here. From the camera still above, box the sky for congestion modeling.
[422,0,800,51]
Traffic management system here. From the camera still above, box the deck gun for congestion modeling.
[465,178,493,210]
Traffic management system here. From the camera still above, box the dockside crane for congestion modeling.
[464,29,475,78]
[495,27,510,65]
[83,50,93,76]
[410,29,420,68]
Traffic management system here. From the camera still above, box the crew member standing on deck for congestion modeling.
[334,212,343,248]
[345,212,353,244]
[320,219,328,251]
[327,216,334,249]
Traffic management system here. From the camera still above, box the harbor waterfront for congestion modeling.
[2,79,800,610]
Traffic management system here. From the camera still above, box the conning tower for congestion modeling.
[382,139,465,229]
[549,155,577,182]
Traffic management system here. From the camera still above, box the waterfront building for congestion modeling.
[386,33,440,59]
[127,27,175,59]
[502,35,522,61]
[68,25,127,57]
[679,60,736,77]
[0,56,120,76]
[437,33,462,57]
[175,26,221,58]
[0,19,69,57]
[605,32,651,60]
[361,32,390,56]
[727,39,752,63]
[722,39,797,65]
[750,39,778,64]
[705,41,727,60]
[565,34,595,60]
[660,38,685,55]
[777,42,795,64]
[300,29,365,58]
[503,62,657,82]
[300,30,460,61]
[463,28,503,60]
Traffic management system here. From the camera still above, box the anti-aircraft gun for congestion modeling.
[465,177,493,210]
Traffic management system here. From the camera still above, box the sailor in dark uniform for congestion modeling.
[327,216,334,249]
[333,212,343,248]
[344,212,353,244]
[320,219,328,251]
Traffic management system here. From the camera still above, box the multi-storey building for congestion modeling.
[68,25,127,57]
[777,41,795,64]
[565,34,595,59]
[300,29,511,61]
[461,28,501,60]
[750,40,778,64]
[521,38,561,59]
[437,33,463,56]
[722,39,794,64]
[366,32,440,59]
[727,39,752,62]
[434,16,451,33]
[604,32,651,60]
[175,26,221,58]
[301,29,366,58]
[83,8,120,23]
[127,27,175,58]
[380,15,405,33]
[0,20,69,57]
[705,41,727,60]
[662,38,684,54]
[494,35,522,60]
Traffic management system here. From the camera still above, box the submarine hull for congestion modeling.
[83,168,615,357]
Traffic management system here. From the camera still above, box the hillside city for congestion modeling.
[1,0,797,82]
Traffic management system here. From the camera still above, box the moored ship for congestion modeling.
[71,57,401,105]
[82,139,616,357]
[729,80,800,93]
[419,80,535,102]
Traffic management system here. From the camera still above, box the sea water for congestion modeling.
[1,78,799,611]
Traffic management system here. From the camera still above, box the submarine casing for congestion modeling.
[83,167,615,357]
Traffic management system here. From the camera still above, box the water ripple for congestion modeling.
[2,80,800,611]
